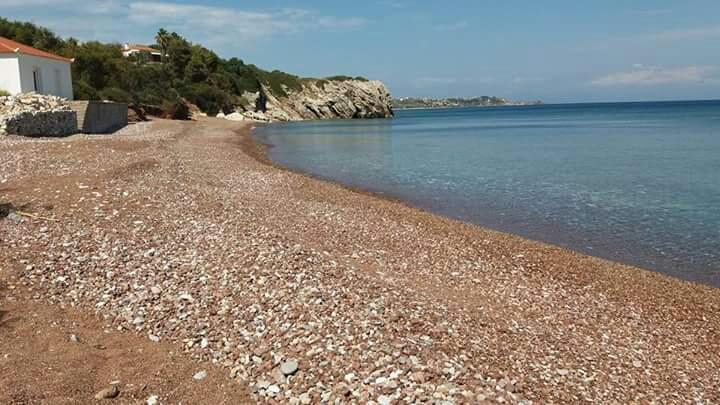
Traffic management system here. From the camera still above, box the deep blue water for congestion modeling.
[253,101,720,286]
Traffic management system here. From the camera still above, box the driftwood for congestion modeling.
[14,211,56,221]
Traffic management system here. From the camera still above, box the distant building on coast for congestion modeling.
[121,44,162,63]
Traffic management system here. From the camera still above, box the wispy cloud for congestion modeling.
[379,0,408,9]
[128,2,366,40]
[591,65,718,86]
[434,21,468,32]
[415,77,457,87]
[5,1,367,45]
[644,26,720,41]
[633,9,673,16]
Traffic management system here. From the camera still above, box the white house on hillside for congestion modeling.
[0,36,74,99]
[122,44,162,63]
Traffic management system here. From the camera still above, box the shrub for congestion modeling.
[98,87,133,103]
[72,80,99,100]
[161,98,190,120]
[325,75,369,82]
[0,89,9,97]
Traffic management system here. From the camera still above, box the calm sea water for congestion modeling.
[253,101,720,286]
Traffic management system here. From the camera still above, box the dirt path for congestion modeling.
[1,118,719,403]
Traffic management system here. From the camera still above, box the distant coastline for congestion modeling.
[393,103,541,111]
[393,96,543,110]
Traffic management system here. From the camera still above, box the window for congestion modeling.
[54,69,62,96]
[32,68,42,92]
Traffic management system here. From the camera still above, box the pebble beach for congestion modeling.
[1,118,719,403]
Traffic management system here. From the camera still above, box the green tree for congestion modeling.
[155,28,169,62]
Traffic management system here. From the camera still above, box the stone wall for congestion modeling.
[70,101,128,134]
[0,93,77,137]
[0,111,78,136]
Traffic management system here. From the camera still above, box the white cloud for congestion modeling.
[4,0,74,5]
[633,9,672,16]
[645,26,720,41]
[434,21,468,32]
[127,2,366,41]
[415,77,457,86]
[5,1,366,45]
[591,65,718,86]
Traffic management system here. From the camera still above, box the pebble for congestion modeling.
[146,395,159,405]
[94,385,120,400]
[299,392,312,404]
[378,395,392,405]
[5,119,713,404]
[193,370,208,380]
[281,360,299,376]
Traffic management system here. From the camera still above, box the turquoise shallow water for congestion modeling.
[253,101,720,286]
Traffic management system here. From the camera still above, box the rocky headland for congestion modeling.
[220,79,394,123]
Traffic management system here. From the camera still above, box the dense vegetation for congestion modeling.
[0,17,366,115]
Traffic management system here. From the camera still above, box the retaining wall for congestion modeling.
[70,101,128,134]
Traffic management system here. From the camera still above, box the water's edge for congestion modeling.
[246,122,718,288]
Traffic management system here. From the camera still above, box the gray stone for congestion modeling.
[5,212,22,224]
[94,385,120,400]
[193,370,208,380]
[280,360,299,376]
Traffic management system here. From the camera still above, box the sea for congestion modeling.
[253,101,720,287]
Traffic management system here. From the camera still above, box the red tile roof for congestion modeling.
[125,44,161,53]
[0,36,73,63]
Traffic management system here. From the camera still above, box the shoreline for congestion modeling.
[244,122,718,291]
[2,118,719,402]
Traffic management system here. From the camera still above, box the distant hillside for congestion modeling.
[393,96,542,109]
[0,17,393,120]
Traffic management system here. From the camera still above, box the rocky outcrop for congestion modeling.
[0,93,77,136]
[226,79,393,122]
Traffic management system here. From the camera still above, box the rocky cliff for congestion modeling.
[222,79,394,122]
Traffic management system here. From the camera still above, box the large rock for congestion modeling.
[227,79,393,123]
[0,92,77,136]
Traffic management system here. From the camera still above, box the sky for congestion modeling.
[4,1,720,103]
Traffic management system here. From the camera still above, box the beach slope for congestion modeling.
[1,118,718,403]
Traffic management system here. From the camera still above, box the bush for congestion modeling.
[181,82,233,115]
[161,98,190,120]
[72,80,99,100]
[98,87,133,103]
[0,89,9,97]
[325,75,368,82]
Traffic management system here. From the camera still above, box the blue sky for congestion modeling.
[4,1,720,102]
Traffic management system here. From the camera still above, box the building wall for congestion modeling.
[17,54,73,99]
[0,55,22,94]
[69,101,128,134]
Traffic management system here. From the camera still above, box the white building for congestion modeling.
[122,44,162,63]
[0,36,74,99]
